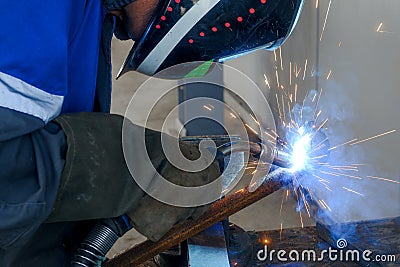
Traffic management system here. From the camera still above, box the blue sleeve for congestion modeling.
[0,0,103,252]
[0,107,66,250]
[0,1,103,119]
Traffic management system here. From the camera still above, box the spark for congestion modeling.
[350,129,397,146]
[328,165,358,169]
[376,22,383,32]
[281,94,286,121]
[250,114,261,125]
[319,199,332,211]
[245,123,258,135]
[316,118,328,132]
[331,166,358,172]
[203,105,212,111]
[300,92,307,121]
[375,22,393,33]
[245,166,256,170]
[299,211,304,228]
[294,83,298,103]
[313,174,330,184]
[265,128,279,138]
[273,49,277,62]
[313,88,323,119]
[326,69,332,80]
[302,59,308,80]
[338,41,342,47]
[311,93,317,103]
[315,0,318,9]
[324,185,333,192]
[315,110,322,121]
[311,66,316,77]
[295,64,301,78]
[319,170,339,177]
[367,175,400,184]
[263,130,276,140]
[275,93,282,119]
[319,170,363,180]
[280,190,285,215]
[320,0,331,42]
[264,74,271,89]
[229,112,237,119]
[275,68,280,88]
[290,62,292,85]
[269,128,280,139]
[310,154,328,160]
[328,138,358,151]
[318,199,327,209]
[309,137,329,153]
[342,186,364,197]
[280,223,283,240]
[279,47,283,71]
[300,190,311,217]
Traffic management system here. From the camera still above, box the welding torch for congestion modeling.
[217,139,291,168]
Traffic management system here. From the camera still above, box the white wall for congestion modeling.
[315,0,400,222]
[228,0,400,230]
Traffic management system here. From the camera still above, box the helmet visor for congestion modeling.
[118,0,304,78]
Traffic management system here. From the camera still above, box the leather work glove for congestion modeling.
[47,112,221,241]
[126,132,222,241]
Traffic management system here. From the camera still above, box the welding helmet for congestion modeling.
[118,0,304,77]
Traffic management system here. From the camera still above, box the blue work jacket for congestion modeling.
[0,0,117,255]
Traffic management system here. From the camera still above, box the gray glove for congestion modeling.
[47,112,220,241]
[127,134,221,241]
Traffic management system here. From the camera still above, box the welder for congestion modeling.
[0,0,303,266]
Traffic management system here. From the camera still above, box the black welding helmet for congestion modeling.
[117,0,304,78]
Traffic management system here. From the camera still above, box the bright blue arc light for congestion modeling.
[289,133,311,172]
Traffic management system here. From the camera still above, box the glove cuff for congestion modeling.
[47,113,144,222]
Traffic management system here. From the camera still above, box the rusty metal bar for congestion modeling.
[104,168,290,267]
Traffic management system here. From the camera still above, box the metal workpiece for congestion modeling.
[104,168,292,267]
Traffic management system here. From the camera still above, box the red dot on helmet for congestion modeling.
[237,17,243,22]
[175,0,180,3]
[249,8,255,14]
[261,0,267,3]
[155,24,161,29]
[161,16,166,21]
[188,39,194,44]
[212,27,218,32]
[167,6,173,11]
[225,22,231,28]
[199,32,205,37]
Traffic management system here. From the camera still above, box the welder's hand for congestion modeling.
[126,130,221,241]
[47,112,221,242]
